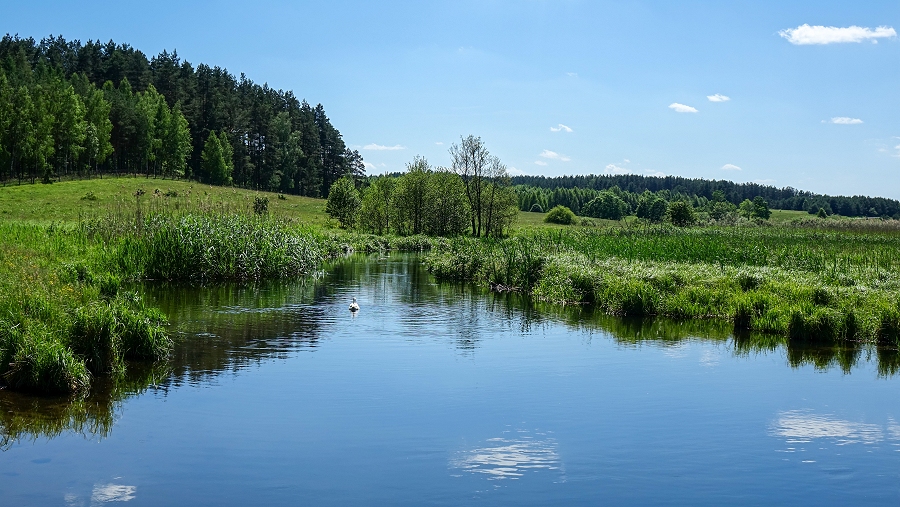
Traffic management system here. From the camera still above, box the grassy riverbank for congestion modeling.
[0,205,346,394]
[425,226,900,344]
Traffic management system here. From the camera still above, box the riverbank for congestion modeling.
[424,227,900,345]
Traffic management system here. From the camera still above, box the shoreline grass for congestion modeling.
[424,226,900,345]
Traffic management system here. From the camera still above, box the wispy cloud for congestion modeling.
[669,103,698,113]
[534,160,548,166]
[779,24,897,45]
[707,94,730,102]
[539,150,571,162]
[721,164,742,171]
[507,166,526,176]
[550,124,573,133]
[753,179,776,185]
[435,142,444,145]
[566,72,578,78]
[829,117,863,125]
[604,163,664,177]
[363,143,406,151]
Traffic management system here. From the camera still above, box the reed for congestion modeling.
[424,226,900,344]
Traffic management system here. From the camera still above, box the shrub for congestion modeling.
[667,201,695,227]
[544,205,577,225]
[253,196,269,215]
[80,191,98,201]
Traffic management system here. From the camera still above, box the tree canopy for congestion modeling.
[0,34,362,195]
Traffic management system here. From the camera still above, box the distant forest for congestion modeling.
[511,174,900,219]
[0,34,363,196]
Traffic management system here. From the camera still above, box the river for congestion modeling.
[2,254,898,505]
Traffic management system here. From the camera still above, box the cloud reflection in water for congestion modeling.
[453,432,561,480]
[772,410,884,445]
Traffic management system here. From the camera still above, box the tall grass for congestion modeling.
[0,204,347,394]
[425,226,900,344]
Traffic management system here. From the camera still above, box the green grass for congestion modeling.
[0,177,329,225]
[425,225,900,344]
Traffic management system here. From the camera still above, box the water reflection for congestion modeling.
[64,484,137,506]
[772,410,885,446]
[452,430,562,481]
[2,253,899,450]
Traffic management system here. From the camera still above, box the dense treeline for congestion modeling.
[513,174,900,218]
[0,34,362,195]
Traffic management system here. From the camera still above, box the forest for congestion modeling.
[512,174,900,219]
[0,34,363,196]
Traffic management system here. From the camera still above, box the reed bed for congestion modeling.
[0,206,348,394]
[425,226,900,344]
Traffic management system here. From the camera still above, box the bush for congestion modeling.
[583,192,629,220]
[80,191,98,201]
[544,205,577,225]
[253,196,269,215]
[667,201,695,227]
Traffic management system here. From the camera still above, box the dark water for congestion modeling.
[2,254,899,506]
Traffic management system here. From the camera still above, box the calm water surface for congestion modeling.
[2,254,899,506]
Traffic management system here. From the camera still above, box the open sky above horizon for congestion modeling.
[4,0,899,198]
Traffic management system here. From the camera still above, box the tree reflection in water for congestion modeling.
[2,253,898,448]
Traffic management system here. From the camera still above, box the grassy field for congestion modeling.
[0,177,328,225]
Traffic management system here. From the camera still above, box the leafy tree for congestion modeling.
[325,175,361,228]
[583,191,628,220]
[817,207,828,219]
[424,169,469,236]
[752,196,771,220]
[667,200,695,227]
[393,156,431,235]
[200,131,232,185]
[738,199,755,219]
[544,205,577,225]
[709,200,737,221]
[480,156,518,236]
[360,177,395,235]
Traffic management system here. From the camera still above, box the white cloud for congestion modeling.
[363,143,406,151]
[669,103,698,113]
[363,161,377,172]
[707,94,730,102]
[779,24,897,45]
[829,117,863,125]
[721,164,742,171]
[753,179,776,185]
[567,72,578,77]
[550,124,573,133]
[534,160,548,166]
[507,166,526,176]
[604,163,665,177]
[539,150,571,162]
[435,142,444,145]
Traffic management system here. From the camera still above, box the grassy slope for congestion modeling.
[0,177,328,225]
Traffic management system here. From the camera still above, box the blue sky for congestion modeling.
[4,1,899,198]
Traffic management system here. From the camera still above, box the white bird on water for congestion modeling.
[349,297,360,312]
